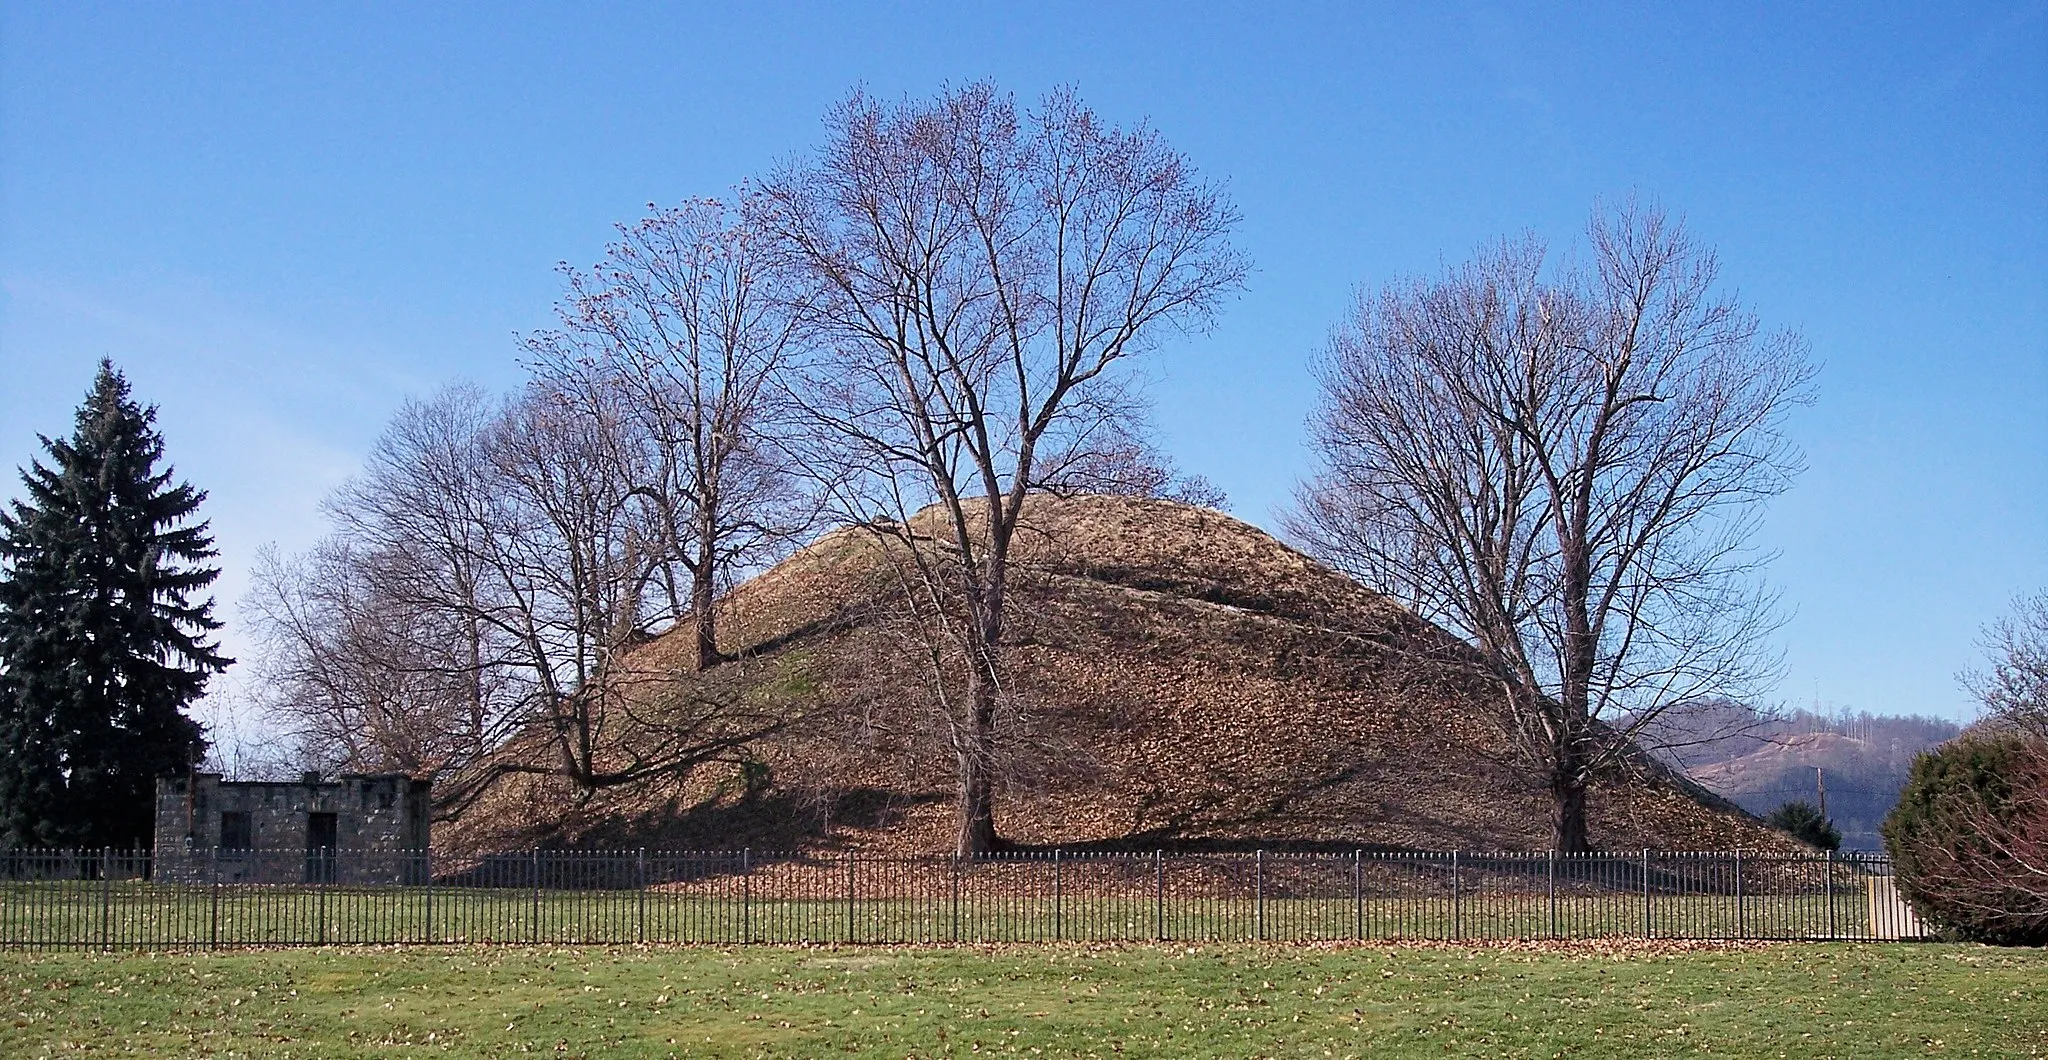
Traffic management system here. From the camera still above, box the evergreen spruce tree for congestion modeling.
[0,361,229,848]
[1767,800,1843,852]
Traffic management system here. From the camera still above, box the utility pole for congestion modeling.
[1815,767,1828,821]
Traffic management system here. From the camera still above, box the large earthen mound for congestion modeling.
[445,494,1786,854]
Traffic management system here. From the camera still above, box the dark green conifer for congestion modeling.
[1766,799,1843,852]
[0,361,229,848]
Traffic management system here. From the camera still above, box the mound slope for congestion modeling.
[445,494,1787,854]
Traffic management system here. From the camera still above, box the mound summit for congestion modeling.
[446,494,1785,854]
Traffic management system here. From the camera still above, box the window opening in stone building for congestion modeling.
[219,811,252,850]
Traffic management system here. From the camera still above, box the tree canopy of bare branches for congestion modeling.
[525,199,808,671]
[1032,428,1230,510]
[1288,201,1812,851]
[248,385,785,811]
[760,83,1246,854]
[247,388,516,778]
[1964,590,2048,741]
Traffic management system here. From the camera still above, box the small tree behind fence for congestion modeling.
[0,847,1924,950]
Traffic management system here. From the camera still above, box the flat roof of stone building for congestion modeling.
[171,773,430,788]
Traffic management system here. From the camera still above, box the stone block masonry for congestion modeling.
[151,772,431,884]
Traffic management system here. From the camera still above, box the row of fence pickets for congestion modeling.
[0,848,1929,947]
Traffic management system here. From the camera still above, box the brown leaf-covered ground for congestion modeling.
[445,495,1797,856]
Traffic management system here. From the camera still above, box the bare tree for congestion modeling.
[1965,590,2048,741]
[477,384,658,788]
[248,385,785,809]
[1033,425,1231,510]
[249,388,519,778]
[246,538,512,777]
[525,199,806,671]
[1289,201,1811,851]
[760,84,1246,854]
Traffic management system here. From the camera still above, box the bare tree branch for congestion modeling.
[1964,589,2048,742]
[245,383,790,807]
[1287,199,1812,851]
[759,83,1245,854]
[525,198,812,671]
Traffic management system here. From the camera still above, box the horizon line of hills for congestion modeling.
[1652,705,1965,851]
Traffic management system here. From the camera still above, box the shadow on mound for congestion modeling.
[529,785,956,854]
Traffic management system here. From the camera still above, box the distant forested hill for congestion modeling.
[1652,705,1963,850]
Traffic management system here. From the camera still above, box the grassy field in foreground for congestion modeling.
[1,942,2043,1059]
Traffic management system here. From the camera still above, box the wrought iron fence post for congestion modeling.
[741,847,752,945]
[423,849,434,944]
[951,853,962,943]
[98,846,111,951]
[1154,850,1165,942]
[1641,848,1652,939]
[1825,848,1836,940]
[530,848,541,945]
[1352,849,1363,941]
[635,848,647,945]
[1250,849,1263,941]
[1053,849,1064,942]
[209,846,220,951]
[1734,848,1744,940]
[845,853,856,944]
[1451,851,1462,941]
[317,861,329,946]
[1547,849,1558,940]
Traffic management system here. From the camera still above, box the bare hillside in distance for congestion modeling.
[1655,704,1962,849]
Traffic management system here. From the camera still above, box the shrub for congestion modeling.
[1766,800,1841,851]
[1882,735,2048,945]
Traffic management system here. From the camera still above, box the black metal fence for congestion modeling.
[0,847,1927,950]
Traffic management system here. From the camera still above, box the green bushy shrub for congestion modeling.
[1882,734,2048,945]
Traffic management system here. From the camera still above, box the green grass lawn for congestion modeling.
[2,941,2042,1058]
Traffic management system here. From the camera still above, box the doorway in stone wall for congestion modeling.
[305,812,337,883]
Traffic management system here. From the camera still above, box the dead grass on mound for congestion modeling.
[440,494,1799,860]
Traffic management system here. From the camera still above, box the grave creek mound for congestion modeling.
[441,494,1790,855]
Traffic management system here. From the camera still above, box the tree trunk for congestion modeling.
[689,564,723,671]
[553,701,598,796]
[1551,771,1590,853]
[954,659,1000,857]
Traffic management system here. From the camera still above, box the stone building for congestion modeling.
[152,771,431,884]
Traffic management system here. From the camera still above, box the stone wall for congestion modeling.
[152,772,431,884]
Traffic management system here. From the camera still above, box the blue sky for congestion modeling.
[3,3,2044,728]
